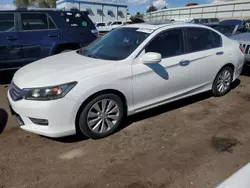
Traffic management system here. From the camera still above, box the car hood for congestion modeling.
[229,33,250,43]
[13,51,116,88]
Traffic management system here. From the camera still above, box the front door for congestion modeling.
[0,12,23,70]
[132,28,191,111]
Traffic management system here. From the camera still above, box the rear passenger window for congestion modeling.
[211,30,222,48]
[48,18,56,29]
[145,29,184,58]
[0,13,15,32]
[21,13,49,31]
[186,28,221,53]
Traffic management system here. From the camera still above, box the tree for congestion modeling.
[146,5,157,13]
[13,0,57,8]
[13,0,34,8]
[161,6,167,9]
[135,12,143,19]
[130,12,145,23]
[38,0,57,8]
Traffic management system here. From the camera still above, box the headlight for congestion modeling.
[24,82,77,101]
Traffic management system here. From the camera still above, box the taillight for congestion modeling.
[91,29,99,38]
[240,46,245,54]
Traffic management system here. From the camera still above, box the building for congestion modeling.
[56,0,127,23]
[144,0,250,22]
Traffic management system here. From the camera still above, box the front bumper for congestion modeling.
[8,91,78,138]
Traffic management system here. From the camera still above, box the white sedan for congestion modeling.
[8,23,244,139]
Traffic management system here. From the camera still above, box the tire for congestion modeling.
[78,93,125,139]
[212,66,233,97]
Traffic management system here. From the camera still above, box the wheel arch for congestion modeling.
[220,63,235,72]
[75,89,128,132]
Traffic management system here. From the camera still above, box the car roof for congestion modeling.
[0,8,83,13]
[123,22,208,30]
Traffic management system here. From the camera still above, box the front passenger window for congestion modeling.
[0,13,15,32]
[145,29,184,58]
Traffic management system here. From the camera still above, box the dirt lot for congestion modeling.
[0,69,250,188]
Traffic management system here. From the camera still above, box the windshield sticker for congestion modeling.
[75,13,81,18]
[136,28,154,34]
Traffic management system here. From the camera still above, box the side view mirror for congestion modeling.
[140,52,162,64]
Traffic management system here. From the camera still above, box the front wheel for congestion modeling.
[212,66,233,97]
[78,94,125,139]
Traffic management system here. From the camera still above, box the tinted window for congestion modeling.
[48,17,56,29]
[211,31,222,48]
[202,19,208,23]
[61,11,90,28]
[21,13,49,30]
[210,18,219,23]
[78,27,149,60]
[145,29,184,58]
[0,13,15,32]
[220,19,243,26]
[186,28,221,53]
[212,25,234,36]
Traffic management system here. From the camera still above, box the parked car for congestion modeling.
[216,163,250,188]
[8,23,244,139]
[96,21,125,33]
[220,19,248,33]
[189,18,220,24]
[0,8,98,71]
[95,22,110,33]
[207,20,250,66]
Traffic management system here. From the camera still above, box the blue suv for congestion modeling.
[0,8,98,71]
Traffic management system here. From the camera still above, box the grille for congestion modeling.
[240,43,250,55]
[9,82,26,101]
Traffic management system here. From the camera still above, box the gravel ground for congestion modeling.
[0,68,249,188]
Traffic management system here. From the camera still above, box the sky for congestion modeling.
[0,0,234,14]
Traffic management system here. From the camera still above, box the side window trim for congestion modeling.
[0,12,16,33]
[19,12,58,32]
[47,14,58,29]
[137,27,186,60]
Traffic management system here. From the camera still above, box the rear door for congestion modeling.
[0,12,23,70]
[17,12,59,65]
[181,27,225,89]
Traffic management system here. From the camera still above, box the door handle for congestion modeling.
[6,36,18,41]
[216,51,224,55]
[179,60,190,67]
[48,34,59,38]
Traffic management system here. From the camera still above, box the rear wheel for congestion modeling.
[212,66,233,97]
[78,94,125,139]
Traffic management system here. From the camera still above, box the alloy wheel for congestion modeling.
[87,99,120,133]
[216,69,232,93]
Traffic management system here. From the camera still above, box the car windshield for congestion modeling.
[78,27,150,61]
[220,20,243,26]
